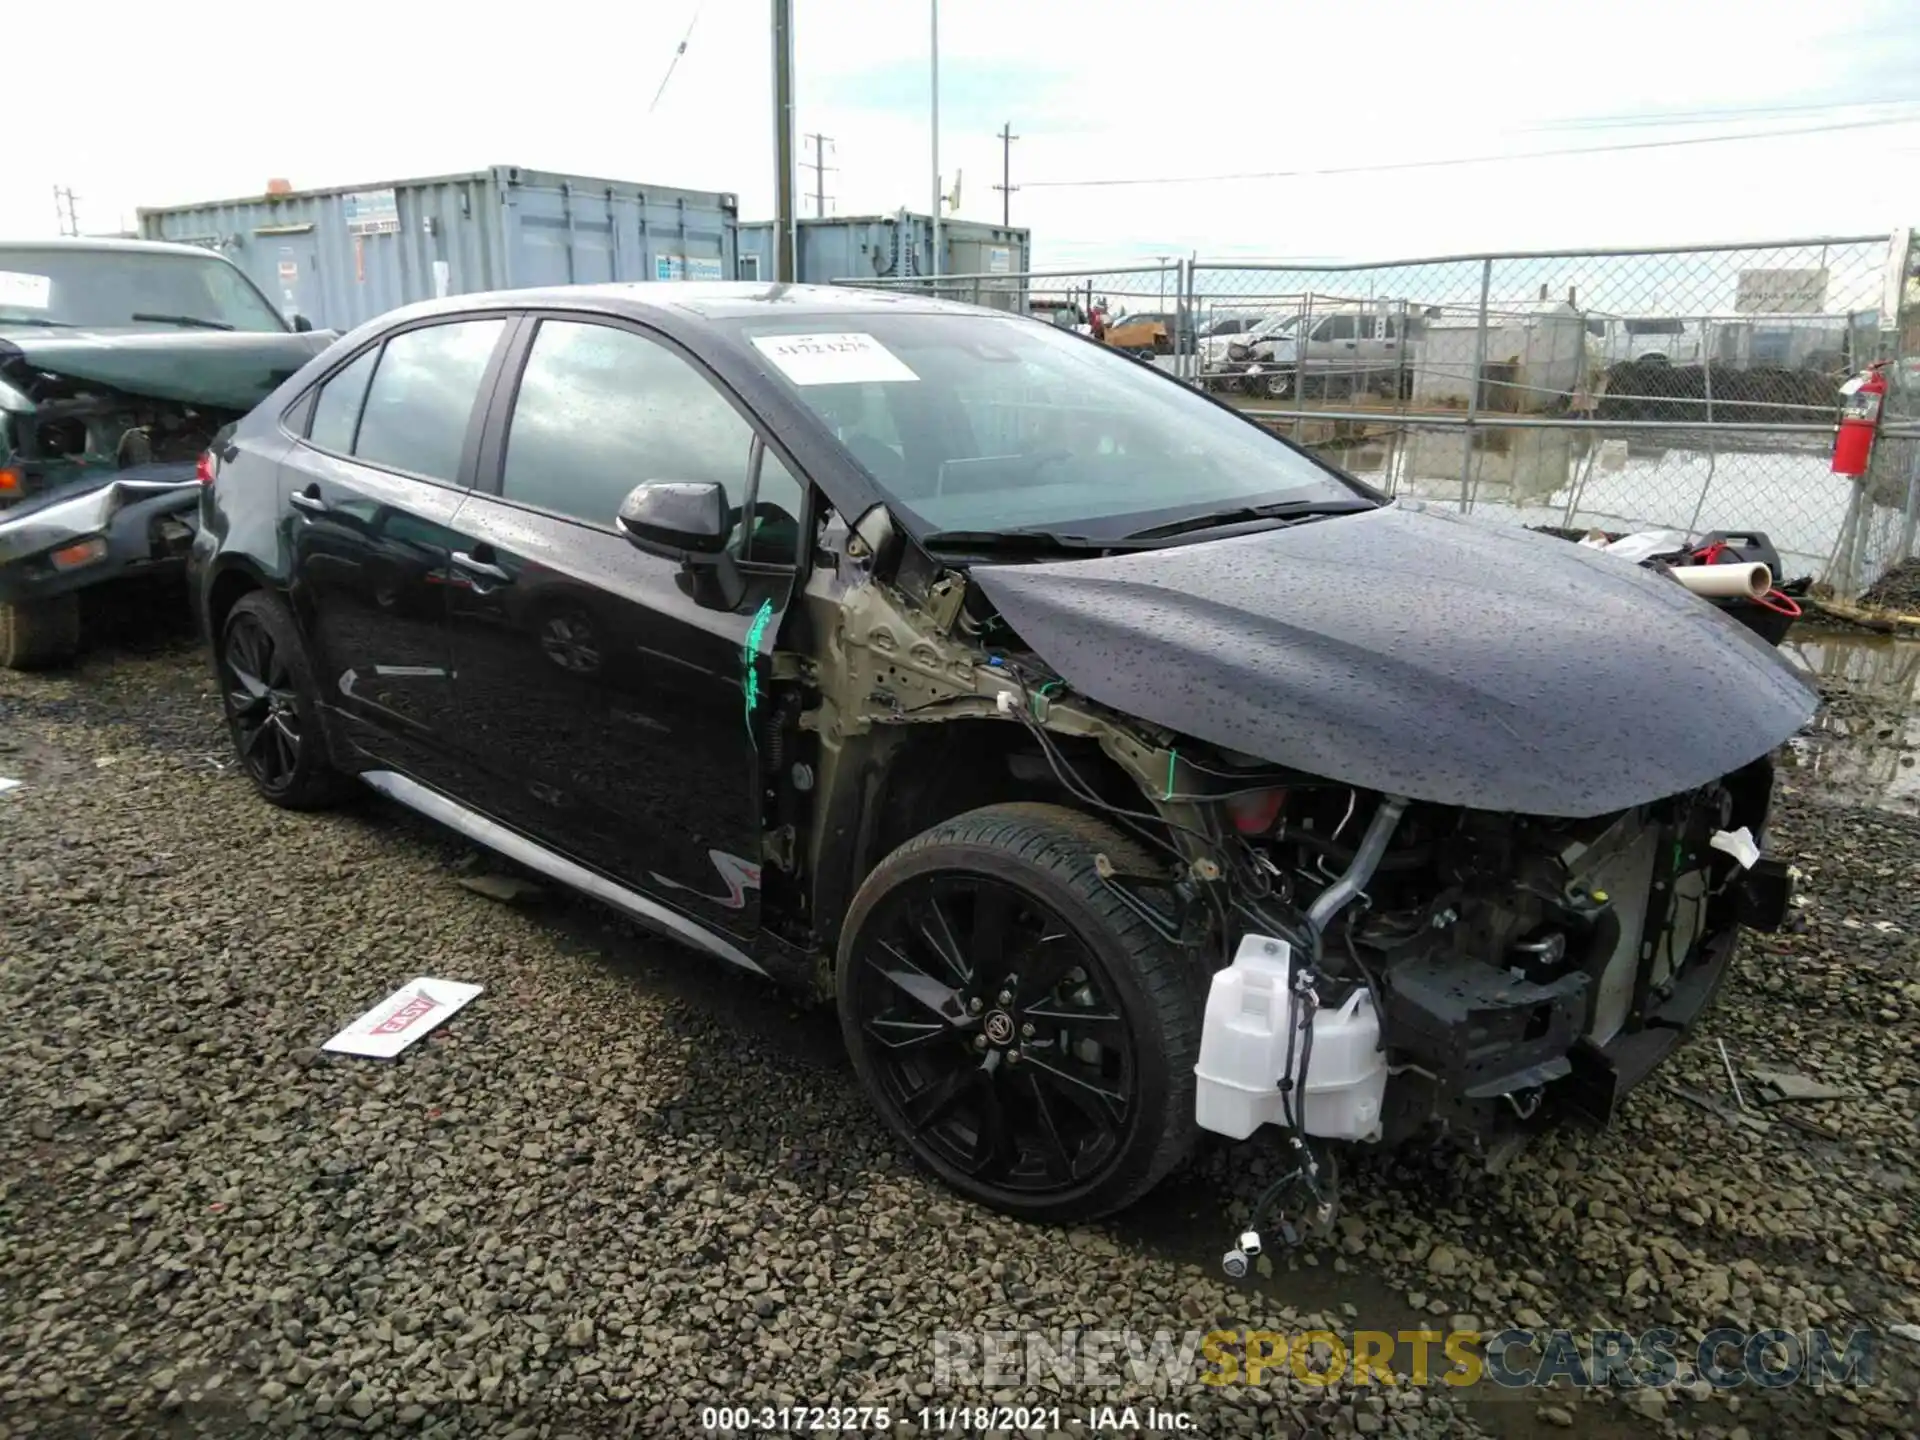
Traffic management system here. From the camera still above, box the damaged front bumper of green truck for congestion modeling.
[0,323,333,667]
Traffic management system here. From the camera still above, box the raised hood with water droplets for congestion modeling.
[971,502,1816,818]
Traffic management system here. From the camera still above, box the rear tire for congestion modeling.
[837,803,1199,1223]
[218,591,351,810]
[0,594,81,670]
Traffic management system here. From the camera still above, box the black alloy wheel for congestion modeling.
[218,592,349,810]
[225,609,302,792]
[838,804,1198,1222]
[853,872,1136,1192]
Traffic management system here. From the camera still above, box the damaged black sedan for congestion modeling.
[192,284,1814,1226]
[0,239,330,667]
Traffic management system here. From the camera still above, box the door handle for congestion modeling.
[289,486,328,514]
[451,550,512,584]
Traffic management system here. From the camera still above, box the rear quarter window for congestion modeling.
[307,348,379,453]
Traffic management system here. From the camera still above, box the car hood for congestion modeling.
[970,501,1816,818]
[0,328,333,412]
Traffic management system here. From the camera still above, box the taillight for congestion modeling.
[195,451,217,485]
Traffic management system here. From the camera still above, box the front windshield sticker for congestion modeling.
[0,271,52,310]
[750,332,919,386]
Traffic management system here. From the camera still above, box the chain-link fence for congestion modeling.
[836,233,1920,594]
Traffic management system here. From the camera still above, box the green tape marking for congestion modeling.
[742,598,774,743]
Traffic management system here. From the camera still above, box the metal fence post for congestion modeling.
[1292,291,1315,444]
[1895,228,1920,567]
[1686,317,1718,537]
[1460,258,1493,507]
[1183,257,1198,386]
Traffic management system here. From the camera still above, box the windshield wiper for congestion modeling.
[1121,496,1374,541]
[130,312,235,331]
[0,316,75,328]
[920,528,1147,556]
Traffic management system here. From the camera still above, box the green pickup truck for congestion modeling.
[0,238,333,667]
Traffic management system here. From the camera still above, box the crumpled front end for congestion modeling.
[0,469,202,604]
[1188,765,1790,1164]
[0,329,307,603]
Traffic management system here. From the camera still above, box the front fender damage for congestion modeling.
[774,509,1210,984]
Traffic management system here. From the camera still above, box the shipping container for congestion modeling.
[737,212,1030,308]
[137,166,739,333]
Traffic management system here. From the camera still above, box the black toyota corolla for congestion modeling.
[191,282,1813,1229]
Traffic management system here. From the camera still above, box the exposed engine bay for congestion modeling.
[0,355,238,501]
[1172,761,1786,1137]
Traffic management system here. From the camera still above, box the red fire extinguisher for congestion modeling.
[1832,362,1887,477]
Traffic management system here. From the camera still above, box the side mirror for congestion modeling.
[616,480,743,610]
[616,481,731,558]
[292,313,315,333]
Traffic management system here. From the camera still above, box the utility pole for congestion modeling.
[53,185,79,237]
[771,0,797,282]
[993,123,1019,226]
[802,133,835,218]
[929,0,941,280]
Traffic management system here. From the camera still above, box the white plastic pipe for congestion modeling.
[1669,561,1771,600]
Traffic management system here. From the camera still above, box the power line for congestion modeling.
[802,133,836,218]
[648,3,704,114]
[1019,113,1920,190]
[993,122,1019,226]
[1527,95,1920,132]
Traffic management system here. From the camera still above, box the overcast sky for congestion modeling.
[9,0,1920,267]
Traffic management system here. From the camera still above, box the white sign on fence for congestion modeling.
[1735,268,1827,314]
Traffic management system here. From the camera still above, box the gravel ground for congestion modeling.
[2,601,1916,1440]
[1859,559,1920,614]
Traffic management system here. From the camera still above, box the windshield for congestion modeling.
[736,313,1363,538]
[1249,314,1299,340]
[0,248,287,333]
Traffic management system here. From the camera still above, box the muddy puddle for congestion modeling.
[1778,626,1920,814]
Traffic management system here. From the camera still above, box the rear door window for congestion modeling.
[352,319,505,483]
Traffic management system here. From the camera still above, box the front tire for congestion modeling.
[837,803,1200,1223]
[0,594,81,670]
[218,592,350,810]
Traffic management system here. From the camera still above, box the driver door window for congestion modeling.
[501,319,763,532]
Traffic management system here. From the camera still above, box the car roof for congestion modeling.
[0,236,238,262]
[377,281,1011,331]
